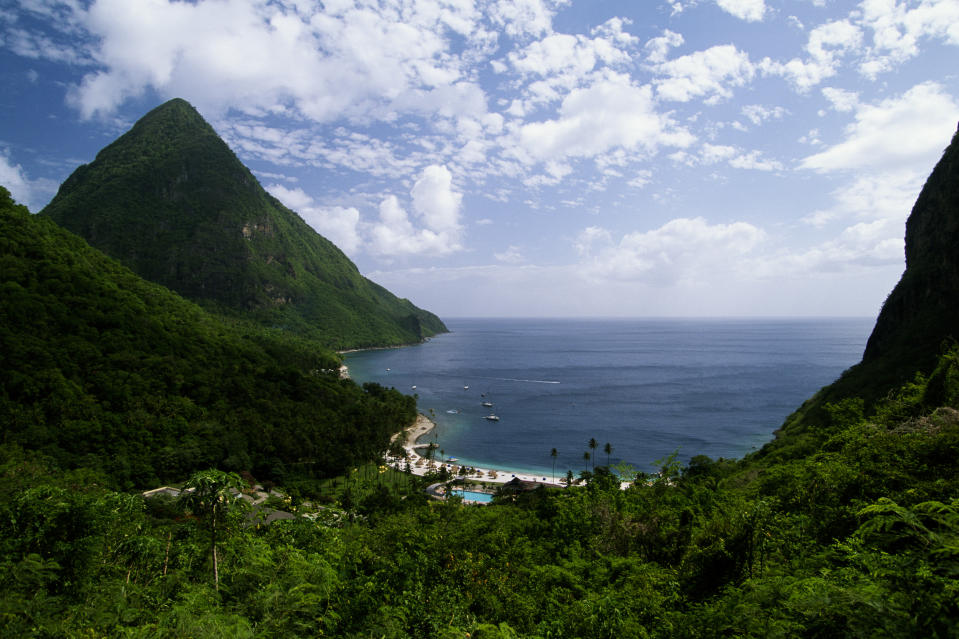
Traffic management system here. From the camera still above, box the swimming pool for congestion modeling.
[450,489,494,503]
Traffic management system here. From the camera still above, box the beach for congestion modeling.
[387,413,565,486]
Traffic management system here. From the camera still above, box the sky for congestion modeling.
[2,0,958,319]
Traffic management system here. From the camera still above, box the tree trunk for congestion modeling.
[212,507,219,591]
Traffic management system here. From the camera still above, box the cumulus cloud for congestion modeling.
[644,29,683,64]
[796,82,958,274]
[577,217,766,285]
[0,151,32,207]
[716,0,766,22]
[802,82,959,172]
[508,20,635,78]
[370,164,464,257]
[487,0,567,39]
[0,149,56,211]
[858,0,959,77]
[821,87,859,112]
[762,20,863,91]
[511,72,695,166]
[653,44,756,104]
[57,0,492,125]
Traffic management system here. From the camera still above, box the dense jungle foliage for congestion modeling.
[0,188,415,489]
[2,345,958,638]
[41,98,446,350]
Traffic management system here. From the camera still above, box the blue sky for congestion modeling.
[2,0,958,318]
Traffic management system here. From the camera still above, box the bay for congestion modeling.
[344,317,873,479]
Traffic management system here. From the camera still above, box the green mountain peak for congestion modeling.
[42,98,446,348]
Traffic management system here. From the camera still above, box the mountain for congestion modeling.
[41,98,446,349]
[0,186,415,488]
[861,123,959,378]
[768,124,959,452]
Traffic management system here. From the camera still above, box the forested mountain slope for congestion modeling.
[1,187,414,489]
[771,124,959,449]
[41,98,446,349]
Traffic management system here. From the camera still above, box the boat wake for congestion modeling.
[491,377,560,384]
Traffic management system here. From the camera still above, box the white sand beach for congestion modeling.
[387,413,566,487]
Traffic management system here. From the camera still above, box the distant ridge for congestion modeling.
[42,98,446,349]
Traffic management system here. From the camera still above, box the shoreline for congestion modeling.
[387,412,566,487]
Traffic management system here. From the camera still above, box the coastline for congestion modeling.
[387,412,566,487]
[343,344,569,488]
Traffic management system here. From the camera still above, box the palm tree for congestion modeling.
[604,442,612,467]
[178,469,245,591]
[583,451,591,472]
[588,438,598,471]
[550,447,558,484]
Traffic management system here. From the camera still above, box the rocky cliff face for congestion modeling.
[768,125,959,447]
[862,124,959,377]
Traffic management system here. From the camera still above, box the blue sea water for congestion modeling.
[345,318,873,478]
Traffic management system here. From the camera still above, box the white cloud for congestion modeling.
[508,20,635,79]
[802,82,959,172]
[628,169,654,188]
[644,29,683,64]
[511,72,695,166]
[673,143,783,170]
[302,206,363,255]
[761,219,905,277]
[488,0,567,39]
[654,44,756,103]
[411,164,462,234]
[0,151,32,207]
[741,104,787,125]
[494,245,526,263]
[716,0,766,22]
[803,169,924,227]
[60,0,492,126]
[0,149,56,211]
[858,0,959,77]
[577,217,766,285]
[763,20,863,91]
[266,183,313,211]
[370,164,463,257]
[796,82,958,273]
[821,87,859,112]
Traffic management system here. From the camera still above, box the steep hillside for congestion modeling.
[767,124,959,455]
[41,98,446,349]
[0,187,415,488]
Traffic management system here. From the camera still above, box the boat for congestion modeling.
[484,414,500,421]
[411,385,417,390]
[482,401,493,407]
[463,385,470,390]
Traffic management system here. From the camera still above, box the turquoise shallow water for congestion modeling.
[345,317,873,477]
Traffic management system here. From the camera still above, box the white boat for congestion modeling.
[482,401,493,407]
[484,414,500,421]
[463,385,470,390]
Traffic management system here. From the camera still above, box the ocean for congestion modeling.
[344,317,874,478]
